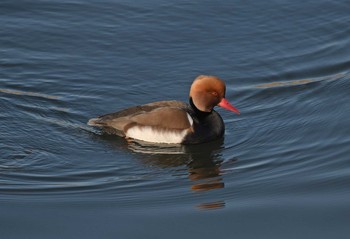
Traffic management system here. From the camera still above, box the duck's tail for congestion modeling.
[87,118,105,127]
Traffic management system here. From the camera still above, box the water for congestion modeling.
[1,0,350,238]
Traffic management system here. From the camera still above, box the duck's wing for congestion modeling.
[88,101,192,136]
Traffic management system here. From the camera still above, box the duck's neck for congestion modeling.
[189,97,212,118]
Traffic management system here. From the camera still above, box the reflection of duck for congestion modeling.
[130,139,229,193]
[196,201,226,210]
[187,140,225,192]
[88,75,239,144]
[189,166,224,192]
[96,135,236,210]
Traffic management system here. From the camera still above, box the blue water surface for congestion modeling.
[1,0,350,238]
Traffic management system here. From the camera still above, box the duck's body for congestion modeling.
[88,75,240,144]
[88,100,225,144]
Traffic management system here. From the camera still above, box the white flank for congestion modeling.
[126,126,188,144]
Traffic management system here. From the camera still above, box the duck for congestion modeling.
[88,75,240,144]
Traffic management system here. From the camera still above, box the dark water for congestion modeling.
[1,0,350,238]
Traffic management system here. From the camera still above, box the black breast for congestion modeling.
[182,109,225,144]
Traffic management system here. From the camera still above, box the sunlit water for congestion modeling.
[1,1,350,238]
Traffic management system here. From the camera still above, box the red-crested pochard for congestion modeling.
[88,75,240,144]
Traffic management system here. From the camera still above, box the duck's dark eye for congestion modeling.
[211,92,218,97]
